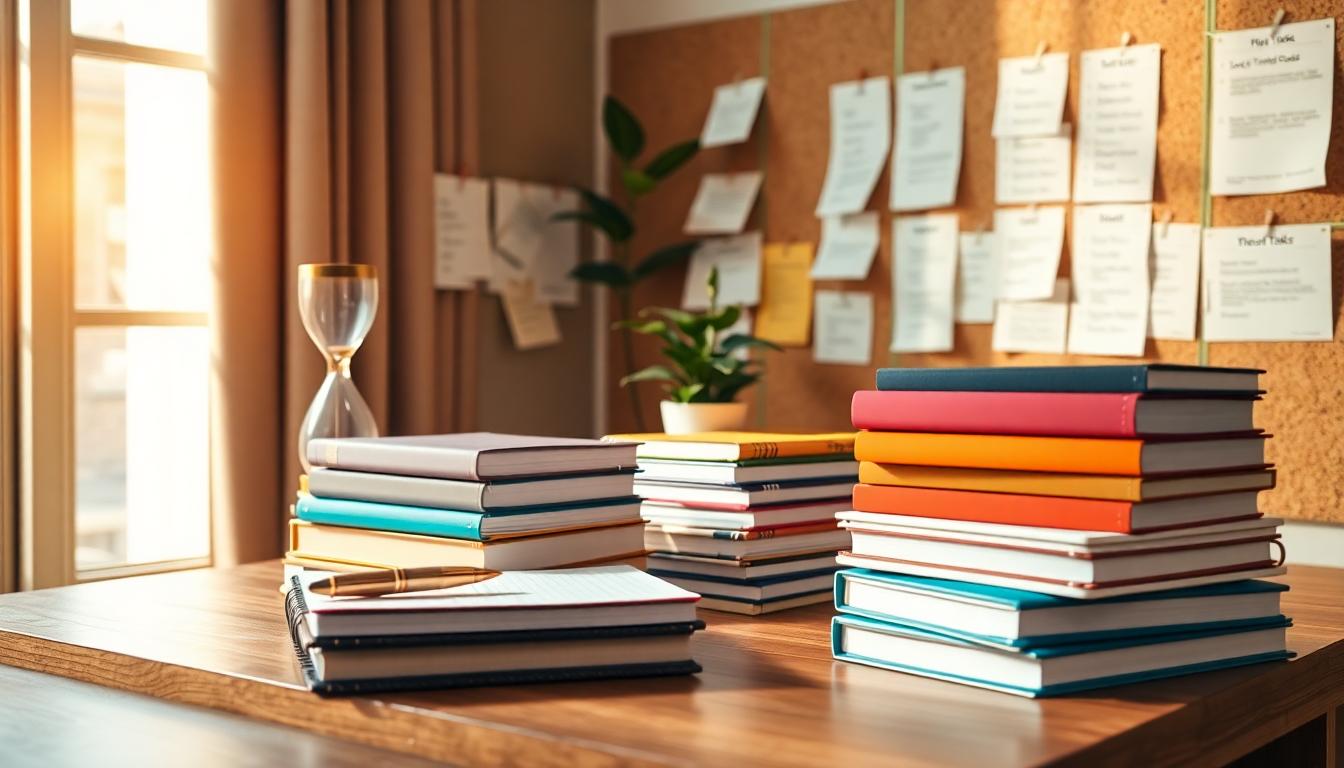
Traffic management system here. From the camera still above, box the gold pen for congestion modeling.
[310,566,502,597]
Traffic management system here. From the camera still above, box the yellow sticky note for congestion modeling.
[501,280,562,351]
[754,242,814,346]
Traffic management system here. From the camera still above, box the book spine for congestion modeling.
[295,495,487,540]
[283,576,320,692]
[851,484,1135,532]
[737,440,855,460]
[307,439,482,480]
[874,366,1147,393]
[308,469,489,512]
[850,391,1139,437]
[854,432,1144,475]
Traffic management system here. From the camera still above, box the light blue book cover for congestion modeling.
[295,494,637,541]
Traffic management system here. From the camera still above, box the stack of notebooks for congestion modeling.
[831,364,1292,697]
[288,433,646,572]
[284,565,704,694]
[604,431,858,615]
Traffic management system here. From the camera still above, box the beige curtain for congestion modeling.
[210,0,479,565]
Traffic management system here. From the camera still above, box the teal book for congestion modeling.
[294,494,641,541]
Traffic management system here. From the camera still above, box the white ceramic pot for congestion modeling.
[659,401,749,435]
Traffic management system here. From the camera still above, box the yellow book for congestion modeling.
[605,431,856,461]
[859,462,1277,502]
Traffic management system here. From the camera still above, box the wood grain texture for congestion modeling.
[0,561,1342,767]
[1208,1,1344,523]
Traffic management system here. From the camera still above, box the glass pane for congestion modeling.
[74,55,211,312]
[75,326,210,571]
[71,0,206,55]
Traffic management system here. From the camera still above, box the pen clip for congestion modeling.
[1269,8,1286,41]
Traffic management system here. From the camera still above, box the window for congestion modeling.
[18,0,211,586]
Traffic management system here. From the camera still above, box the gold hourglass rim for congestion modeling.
[299,263,377,279]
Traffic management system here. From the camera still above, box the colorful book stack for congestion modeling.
[605,431,858,615]
[831,364,1293,697]
[287,433,647,572]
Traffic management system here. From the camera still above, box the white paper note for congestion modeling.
[701,76,767,148]
[433,174,492,289]
[1066,204,1153,357]
[1148,222,1202,340]
[891,214,959,352]
[890,67,965,212]
[813,290,874,365]
[1210,19,1336,196]
[534,187,581,306]
[992,51,1070,138]
[993,206,1066,300]
[1074,43,1161,203]
[1203,224,1334,341]
[810,212,880,280]
[815,76,891,217]
[682,232,762,310]
[491,180,580,305]
[996,124,1072,204]
[684,172,762,235]
[992,278,1070,354]
[956,232,997,324]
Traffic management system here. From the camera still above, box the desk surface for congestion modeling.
[0,562,1341,767]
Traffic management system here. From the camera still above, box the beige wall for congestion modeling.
[473,0,596,437]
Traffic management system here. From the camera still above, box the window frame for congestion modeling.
[17,0,212,588]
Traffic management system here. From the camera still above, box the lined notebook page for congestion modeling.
[303,566,697,614]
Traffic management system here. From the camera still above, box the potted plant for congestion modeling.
[555,96,701,431]
[620,268,779,434]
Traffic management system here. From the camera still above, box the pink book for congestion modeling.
[850,390,1258,438]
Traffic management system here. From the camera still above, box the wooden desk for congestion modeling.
[0,562,1341,767]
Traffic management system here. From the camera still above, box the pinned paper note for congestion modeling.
[1074,43,1160,203]
[890,67,965,212]
[994,206,1065,300]
[491,180,580,306]
[1203,224,1333,341]
[992,278,1070,354]
[996,125,1072,204]
[891,214,959,352]
[684,172,762,235]
[992,51,1069,138]
[433,174,491,289]
[1210,19,1335,196]
[701,77,767,148]
[682,232,762,310]
[1067,204,1153,357]
[534,187,581,306]
[815,76,891,217]
[811,212,880,280]
[755,243,814,346]
[956,231,996,324]
[814,290,873,365]
[1148,222,1201,341]
[501,280,562,351]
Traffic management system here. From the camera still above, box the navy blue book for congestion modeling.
[834,570,1287,648]
[832,613,1292,698]
[875,364,1262,394]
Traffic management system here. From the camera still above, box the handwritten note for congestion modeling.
[890,67,965,212]
[814,291,873,365]
[1066,204,1152,357]
[816,76,891,217]
[684,172,762,235]
[1148,222,1201,341]
[810,212,880,280]
[501,280,562,351]
[956,232,997,324]
[1210,19,1335,195]
[992,51,1070,138]
[755,243,814,346]
[1203,224,1333,341]
[994,206,1065,300]
[1074,43,1160,203]
[992,278,1070,354]
[682,232,762,310]
[891,214,959,352]
[996,124,1072,204]
[701,77,767,148]
[433,174,491,289]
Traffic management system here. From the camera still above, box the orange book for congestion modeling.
[851,484,1262,533]
[853,431,1266,476]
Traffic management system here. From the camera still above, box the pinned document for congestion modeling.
[890,67,965,211]
[891,214,959,353]
[755,243,814,346]
[1203,224,1333,341]
[994,206,1065,301]
[684,172,763,235]
[501,280,562,351]
[701,76,767,148]
[956,231,996,324]
[1074,43,1160,203]
[1148,222,1201,341]
[434,174,492,289]
[814,291,873,365]
[492,180,580,306]
[811,212,880,280]
[682,232,762,310]
[992,51,1069,138]
[992,278,1070,354]
[996,125,1072,204]
[815,76,891,217]
[1067,204,1153,357]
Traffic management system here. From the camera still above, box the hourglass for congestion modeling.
[297,263,380,471]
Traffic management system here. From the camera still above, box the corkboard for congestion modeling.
[607,1,1344,521]
[1206,0,1344,523]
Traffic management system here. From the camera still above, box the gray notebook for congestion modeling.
[307,432,638,481]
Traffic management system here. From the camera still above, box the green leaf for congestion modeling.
[643,139,699,180]
[603,96,644,162]
[569,262,631,287]
[621,168,656,197]
[707,305,741,330]
[632,241,699,281]
[720,334,782,353]
[617,318,677,344]
[619,365,681,387]
[571,189,633,242]
[671,383,706,403]
[715,372,759,403]
[649,307,709,339]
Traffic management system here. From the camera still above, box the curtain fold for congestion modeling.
[210,0,478,565]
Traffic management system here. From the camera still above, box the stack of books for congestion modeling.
[605,431,858,615]
[284,565,704,693]
[287,433,647,572]
[831,364,1293,697]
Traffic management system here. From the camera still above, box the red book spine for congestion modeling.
[850,390,1141,437]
